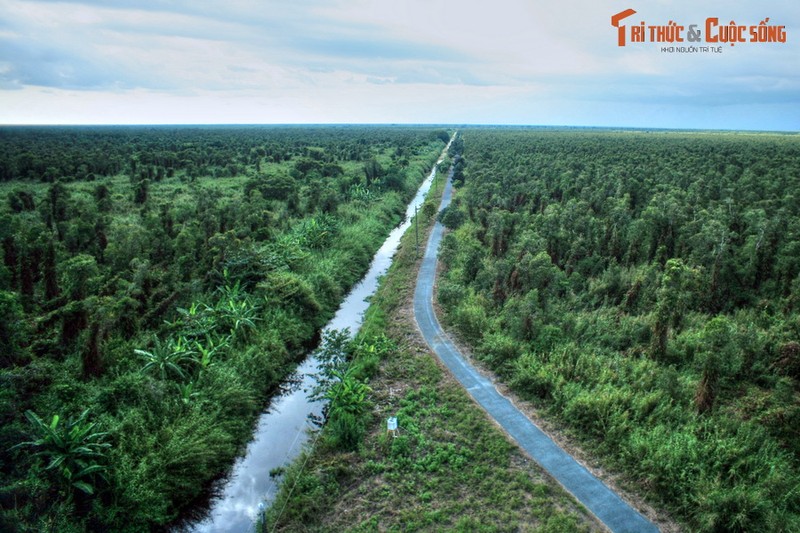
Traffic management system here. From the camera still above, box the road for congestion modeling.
[412,168,659,533]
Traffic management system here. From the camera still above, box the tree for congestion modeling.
[60,254,99,345]
[82,321,104,379]
[0,290,28,366]
[381,164,405,192]
[133,179,149,204]
[451,156,466,186]
[94,184,112,213]
[19,253,35,307]
[257,173,298,202]
[43,237,60,301]
[774,341,800,380]
[48,182,70,224]
[363,158,382,187]
[62,254,99,301]
[651,258,697,361]
[439,206,466,230]
[8,190,35,212]
[2,234,18,289]
[434,129,450,143]
[105,215,149,272]
[694,316,741,413]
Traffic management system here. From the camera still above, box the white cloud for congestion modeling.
[0,0,798,129]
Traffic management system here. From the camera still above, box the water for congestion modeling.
[187,139,453,533]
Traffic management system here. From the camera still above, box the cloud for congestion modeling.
[288,35,466,63]
[0,0,798,129]
[0,0,482,91]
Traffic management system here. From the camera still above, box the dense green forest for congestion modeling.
[0,125,450,531]
[436,129,800,531]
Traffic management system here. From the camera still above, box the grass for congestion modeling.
[263,172,599,532]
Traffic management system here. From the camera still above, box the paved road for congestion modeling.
[413,171,659,533]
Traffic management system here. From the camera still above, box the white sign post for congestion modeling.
[387,416,398,437]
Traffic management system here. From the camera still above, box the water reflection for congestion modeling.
[185,142,451,533]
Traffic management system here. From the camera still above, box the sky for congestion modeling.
[0,0,798,130]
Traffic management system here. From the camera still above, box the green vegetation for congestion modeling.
[8,125,797,531]
[263,162,597,532]
[436,129,800,531]
[0,125,449,531]
[14,409,110,498]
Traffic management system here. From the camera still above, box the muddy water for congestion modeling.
[187,140,452,533]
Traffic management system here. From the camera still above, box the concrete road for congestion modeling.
[413,172,659,533]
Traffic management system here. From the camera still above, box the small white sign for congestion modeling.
[387,417,398,431]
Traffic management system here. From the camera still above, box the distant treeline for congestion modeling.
[0,125,451,182]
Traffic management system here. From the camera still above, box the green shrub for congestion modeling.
[452,293,489,342]
[327,411,366,452]
[511,352,556,400]
[478,331,521,369]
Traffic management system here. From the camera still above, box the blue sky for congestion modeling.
[0,0,798,130]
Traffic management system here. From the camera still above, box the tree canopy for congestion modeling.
[437,128,800,532]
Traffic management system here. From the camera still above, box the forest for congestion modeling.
[436,128,800,531]
[3,125,800,532]
[0,125,450,531]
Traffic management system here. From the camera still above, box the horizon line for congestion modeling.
[0,122,797,134]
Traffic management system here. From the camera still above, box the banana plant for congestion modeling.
[135,335,196,380]
[169,301,216,339]
[176,381,200,406]
[324,368,372,419]
[216,272,245,301]
[193,333,231,370]
[354,333,396,359]
[214,296,259,341]
[15,409,110,496]
[320,367,372,451]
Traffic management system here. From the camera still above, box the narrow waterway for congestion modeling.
[187,138,453,533]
